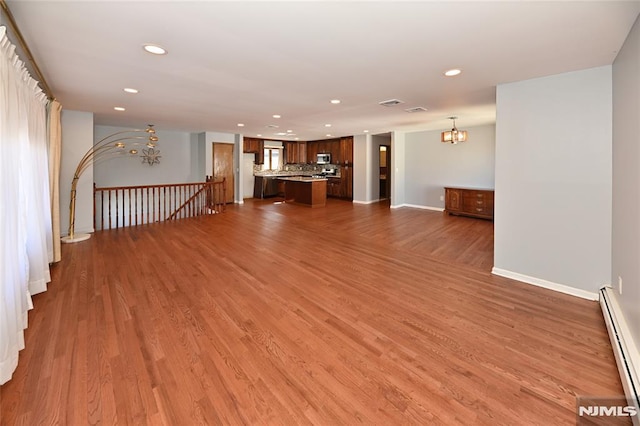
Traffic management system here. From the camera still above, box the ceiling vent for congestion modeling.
[405,106,428,113]
[266,124,279,128]
[379,99,404,107]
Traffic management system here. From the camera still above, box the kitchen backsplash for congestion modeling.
[254,163,340,176]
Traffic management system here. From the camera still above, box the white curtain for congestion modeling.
[0,26,52,385]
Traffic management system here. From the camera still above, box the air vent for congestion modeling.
[379,99,404,107]
[405,106,428,113]
[266,124,279,128]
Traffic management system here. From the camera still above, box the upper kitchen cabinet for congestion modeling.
[243,137,264,164]
[297,142,307,164]
[284,141,297,164]
[307,142,318,164]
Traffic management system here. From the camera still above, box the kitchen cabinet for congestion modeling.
[340,137,353,165]
[212,142,235,203]
[326,177,341,197]
[340,166,353,199]
[243,137,264,164]
[307,142,318,164]
[284,141,298,164]
[297,142,307,164]
[444,187,494,220]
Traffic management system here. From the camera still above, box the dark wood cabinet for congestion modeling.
[297,142,307,164]
[444,187,494,220]
[340,137,353,165]
[326,177,341,197]
[341,166,353,199]
[307,142,318,164]
[243,137,264,164]
[284,141,297,164]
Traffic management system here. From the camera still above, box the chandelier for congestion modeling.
[441,116,468,144]
[62,124,159,243]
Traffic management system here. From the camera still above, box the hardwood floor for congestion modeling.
[0,198,625,425]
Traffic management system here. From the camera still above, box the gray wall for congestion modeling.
[390,131,406,208]
[352,133,371,203]
[404,124,495,209]
[94,125,200,187]
[612,16,640,351]
[494,66,612,298]
[60,110,94,236]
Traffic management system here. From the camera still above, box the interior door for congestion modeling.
[379,145,391,199]
[213,142,234,203]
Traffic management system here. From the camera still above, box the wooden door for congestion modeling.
[213,142,234,203]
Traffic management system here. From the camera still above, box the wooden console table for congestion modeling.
[444,187,494,220]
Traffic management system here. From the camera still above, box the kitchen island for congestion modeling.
[278,176,327,208]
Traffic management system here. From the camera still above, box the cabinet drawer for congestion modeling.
[463,190,494,201]
[463,198,493,209]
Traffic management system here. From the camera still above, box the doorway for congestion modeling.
[379,145,391,200]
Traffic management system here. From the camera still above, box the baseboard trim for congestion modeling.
[389,203,444,212]
[599,286,640,423]
[491,267,598,301]
[404,204,445,212]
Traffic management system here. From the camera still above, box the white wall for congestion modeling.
[60,110,94,236]
[352,133,372,203]
[612,16,640,349]
[494,66,613,298]
[404,124,495,209]
[94,125,198,187]
[390,131,406,208]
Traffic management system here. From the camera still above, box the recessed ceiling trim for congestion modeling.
[379,99,404,107]
[405,107,428,113]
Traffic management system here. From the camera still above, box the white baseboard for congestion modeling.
[352,199,380,205]
[403,204,445,212]
[491,267,598,301]
[389,203,444,211]
[599,286,640,423]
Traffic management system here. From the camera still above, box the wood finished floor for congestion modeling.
[0,198,625,425]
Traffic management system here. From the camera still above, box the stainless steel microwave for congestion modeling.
[317,153,331,164]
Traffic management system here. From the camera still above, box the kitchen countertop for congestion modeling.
[277,176,327,182]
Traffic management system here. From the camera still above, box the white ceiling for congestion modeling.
[6,1,640,140]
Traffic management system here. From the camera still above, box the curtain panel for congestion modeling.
[0,26,53,385]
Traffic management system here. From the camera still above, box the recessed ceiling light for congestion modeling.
[330,99,341,104]
[123,88,138,94]
[295,137,299,140]
[444,69,462,77]
[257,134,262,137]
[325,124,332,127]
[114,107,125,111]
[287,129,292,133]
[272,114,281,119]
[237,123,245,127]
[143,44,167,55]
[326,134,332,137]
[363,130,369,133]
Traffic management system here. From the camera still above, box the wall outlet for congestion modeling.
[618,276,623,295]
[440,195,444,201]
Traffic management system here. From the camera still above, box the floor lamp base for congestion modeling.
[61,233,92,244]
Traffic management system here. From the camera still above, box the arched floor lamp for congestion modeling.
[61,125,159,243]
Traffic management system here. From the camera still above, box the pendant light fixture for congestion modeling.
[441,116,468,144]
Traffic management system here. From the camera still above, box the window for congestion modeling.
[262,147,282,171]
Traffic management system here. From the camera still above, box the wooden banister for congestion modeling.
[94,179,226,231]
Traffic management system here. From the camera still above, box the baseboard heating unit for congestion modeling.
[599,286,640,425]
